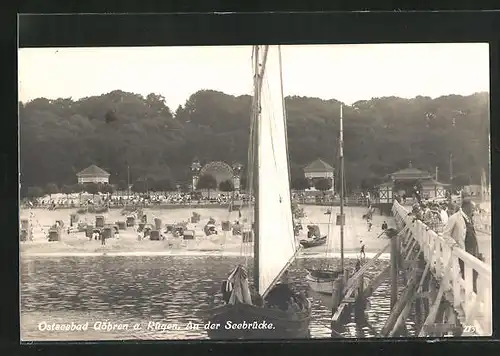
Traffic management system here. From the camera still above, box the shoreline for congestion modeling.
[21,250,390,259]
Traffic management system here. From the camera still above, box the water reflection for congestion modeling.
[20,256,414,340]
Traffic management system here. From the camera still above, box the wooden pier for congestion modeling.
[329,201,491,337]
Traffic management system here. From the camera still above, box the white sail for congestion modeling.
[257,45,297,295]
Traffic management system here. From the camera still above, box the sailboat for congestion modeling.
[203,45,311,339]
[305,104,346,295]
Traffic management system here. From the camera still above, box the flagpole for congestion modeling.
[339,104,345,273]
[127,165,130,200]
[488,133,491,187]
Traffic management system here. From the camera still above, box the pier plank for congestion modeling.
[363,265,390,299]
[343,241,391,294]
[418,256,454,336]
[380,273,419,336]
[332,241,392,324]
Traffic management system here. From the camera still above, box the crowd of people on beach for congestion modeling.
[22,191,251,210]
[23,189,377,211]
[291,191,372,206]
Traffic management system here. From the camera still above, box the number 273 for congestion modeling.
[463,325,476,333]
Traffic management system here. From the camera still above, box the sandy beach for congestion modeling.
[20,205,393,258]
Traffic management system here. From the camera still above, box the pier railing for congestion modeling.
[392,201,492,336]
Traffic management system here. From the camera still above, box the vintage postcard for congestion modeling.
[18,43,491,341]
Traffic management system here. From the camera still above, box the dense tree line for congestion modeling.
[19,89,489,197]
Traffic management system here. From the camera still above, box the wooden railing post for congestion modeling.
[390,230,399,309]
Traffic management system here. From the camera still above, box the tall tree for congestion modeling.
[179,182,191,193]
[314,178,332,192]
[196,174,218,198]
[452,174,471,190]
[73,184,84,193]
[117,180,128,192]
[360,177,382,192]
[26,186,44,199]
[292,177,310,191]
[61,184,74,195]
[100,183,115,195]
[131,178,152,194]
[19,90,489,191]
[154,178,175,193]
[45,183,59,198]
[219,179,234,192]
[84,182,100,196]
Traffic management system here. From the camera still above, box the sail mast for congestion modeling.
[127,165,130,200]
[339,104,345,272]
[253,45,261,294]
[278,46,292,183]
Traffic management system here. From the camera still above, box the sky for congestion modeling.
[18,43,489,110]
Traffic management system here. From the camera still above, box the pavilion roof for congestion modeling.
[389,167,432,180]
[76,164,110,177]
[303,159,334,173]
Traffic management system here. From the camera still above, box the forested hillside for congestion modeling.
[19,89,489,193]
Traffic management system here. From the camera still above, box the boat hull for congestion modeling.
[306,275,334,295]
[205,303,311,339]
[305,269,341,295]
[299,236,327,249]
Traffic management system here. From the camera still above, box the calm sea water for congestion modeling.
[20,255,417,340]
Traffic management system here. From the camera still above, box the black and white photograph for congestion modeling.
[18,43,491,340]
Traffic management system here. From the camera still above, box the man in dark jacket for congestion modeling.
[461,200,481,293]
[444,199,481,293]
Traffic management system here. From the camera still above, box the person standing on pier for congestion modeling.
[422,203,432,222]
[413,185,421,203]
[439,203,449,225]
[355,259,361,271]
[442,199,481,292]
[359,242,366,261]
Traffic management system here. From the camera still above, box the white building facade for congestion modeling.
[76,165,110,184]
[303,158,335,191]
